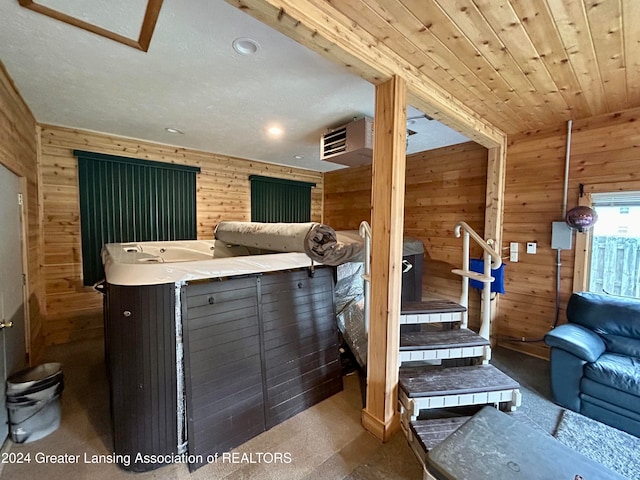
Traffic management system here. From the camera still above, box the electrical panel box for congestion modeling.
[551,222,573,250]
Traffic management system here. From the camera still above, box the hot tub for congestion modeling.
[101,240,342,472]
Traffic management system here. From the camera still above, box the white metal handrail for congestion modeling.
[359,221,371,335]
[454,221,501,269]
[453,221,500,340]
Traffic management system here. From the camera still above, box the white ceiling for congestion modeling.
[0,0,469,172]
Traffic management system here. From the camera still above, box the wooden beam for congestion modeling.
[362,75,406,442]
[138,0,165,52]
[227,0,506,149]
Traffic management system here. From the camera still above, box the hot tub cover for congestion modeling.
[214,221,364,266]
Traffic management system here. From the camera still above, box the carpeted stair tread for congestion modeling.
[401,300,466,315]
[400,365,519,398]
[410,416,471,452]
[400,328,489,351]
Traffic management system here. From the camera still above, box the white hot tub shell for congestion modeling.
[102,239,317,286]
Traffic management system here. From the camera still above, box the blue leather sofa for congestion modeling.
[544,292,640,437]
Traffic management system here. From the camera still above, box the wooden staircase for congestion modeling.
[360,221,522,480]
[398,301,521,479]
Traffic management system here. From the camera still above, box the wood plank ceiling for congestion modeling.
[248,0,638,136]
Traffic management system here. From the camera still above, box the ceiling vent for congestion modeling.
[321,117,373,167]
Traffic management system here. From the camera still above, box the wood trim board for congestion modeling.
[18,0,163,52]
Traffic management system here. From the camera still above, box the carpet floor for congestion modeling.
[554,409,640,479]
[0,338,422,480]
[0,340,637,479]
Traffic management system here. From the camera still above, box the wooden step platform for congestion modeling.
[399,365,521,423]
[405,416,471,467]
[411,417,470,453]
[400,300,466,325]
[400,328,490,363]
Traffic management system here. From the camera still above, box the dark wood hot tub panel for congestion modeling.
[261,268,342,428]
[104,283,178,472]
[182,276,265,469]
[182,267,342,470]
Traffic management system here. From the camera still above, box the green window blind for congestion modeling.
[249,175,316,223]
[76,150,200,285]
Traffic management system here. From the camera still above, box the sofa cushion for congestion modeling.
[582,378,640,415]
[605,334,640,358]
[584,353,640,396]
[581,398,640,438]
[567,293,640,351]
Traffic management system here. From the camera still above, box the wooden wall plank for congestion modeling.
[585,0,627,112]
[430,0,555,123]
[500,105,640,357]
[324,140,488,323]
[398,0,537,129]
[350,0,530,131]
[39,124,324,346]
[510,0,594,118]
[473,0,571,118]
[326,105,640,360]
[546,0,609,114]
[622,0,640,106]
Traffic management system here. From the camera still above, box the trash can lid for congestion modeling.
[7,363,63,393]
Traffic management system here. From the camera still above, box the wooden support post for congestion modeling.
[362,75,407,442]
[484,143,506,342]
[573,194,593,292]
[485,144,506,251]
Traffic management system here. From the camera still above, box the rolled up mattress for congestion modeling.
[213,221,363,266]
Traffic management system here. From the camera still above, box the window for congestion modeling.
[76,150,200,285]
[588,191,640,298]
[249,175,315,223]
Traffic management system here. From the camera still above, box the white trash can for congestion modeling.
[6,363,64,443]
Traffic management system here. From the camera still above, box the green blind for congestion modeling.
[76,150,200,285]
[249,175,315,223]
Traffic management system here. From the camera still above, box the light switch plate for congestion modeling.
[527,242,537,254]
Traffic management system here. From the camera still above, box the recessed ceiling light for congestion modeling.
[294,154,304,159]
[165,127,184,134]
[232,37,260,55]
[267,126,284,137]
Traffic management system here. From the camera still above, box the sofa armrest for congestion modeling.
[544,324,605,362]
